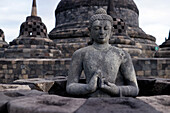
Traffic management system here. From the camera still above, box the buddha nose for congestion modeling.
[100,28,104,35]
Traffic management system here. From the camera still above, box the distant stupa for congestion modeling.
[0,29,8,58]
[4,0,61,58]
[155,30,170,58]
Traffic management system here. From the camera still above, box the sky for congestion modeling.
[0,0,170,45]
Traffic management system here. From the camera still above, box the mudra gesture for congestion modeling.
[66,8,139,97]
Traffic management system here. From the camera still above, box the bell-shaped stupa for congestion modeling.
[4,0,60,58]
[155,31,170,58]
[49,0,157,58]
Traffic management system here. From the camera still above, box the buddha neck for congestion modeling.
[92,42,111,51]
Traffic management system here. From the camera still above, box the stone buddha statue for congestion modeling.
[66,8,139,97]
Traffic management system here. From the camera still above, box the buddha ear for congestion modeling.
[88,27,91,32]
[112,26,114,32]
[111,26,114,36]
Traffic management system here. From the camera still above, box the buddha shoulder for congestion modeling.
[72,46,93,57]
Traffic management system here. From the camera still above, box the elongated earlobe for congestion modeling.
[88,27,91,32]
[111,27,114,36]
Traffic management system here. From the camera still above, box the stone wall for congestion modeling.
[0,59,70,83]
[133,58,170,77]
[0,58,170,83]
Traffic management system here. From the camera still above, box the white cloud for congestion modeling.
[134,0,170,45]
[0,0,170,46]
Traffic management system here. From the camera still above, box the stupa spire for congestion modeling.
[31,0,37,16]
[168,30,170,39]
[107,0,116,18]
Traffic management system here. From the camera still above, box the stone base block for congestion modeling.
[8,95,86,113]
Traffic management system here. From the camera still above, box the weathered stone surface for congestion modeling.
[152,78,170,95]
[8,95,86,113]
[48,76,67,96]
[133,58,170,77]
[137,77,156,96]
[49,0,157,58]
[138,95,170,113]
[137,77,170,96]
[75,97,161,113]
[4,0,60,59]
[66,8,139,97]
[0,59,70,84]
[0,90,47,113]
[14,78,55,92]
[0,84,31,91]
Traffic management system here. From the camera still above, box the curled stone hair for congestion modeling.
[89,8,113,27]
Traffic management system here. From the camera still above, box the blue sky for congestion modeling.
[0,0,170,45]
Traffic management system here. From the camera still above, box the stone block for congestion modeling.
[14,78,55,92]
[152,78,170,95]
[48,76,67,96]
[144,71,151,76]
[136,71,144,76]
[8,95,86,113]
[137,77,156,96]
[138,95,170,113]
[0,90,47,113]
[0,84,31,91]
[76,97,160,113]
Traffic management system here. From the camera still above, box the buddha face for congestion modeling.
[90,20,112,44]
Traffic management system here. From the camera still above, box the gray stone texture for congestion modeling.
[0,58,170,84]
[133,58,170,77]
[0,84,31,91]
[7,95,86,113]
[0,90,47,113]
[49,0,157,58]
[1,90,169,113]
[0,59,70,83]
[75,97,161,113]
[138,95,170,113]
[14,78,55,92]
[48,76,68,96]
[137,77,170,96]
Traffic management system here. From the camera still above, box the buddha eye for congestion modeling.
[104,26,110,30]
[94,26,100,30]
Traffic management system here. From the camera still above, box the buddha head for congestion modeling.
[89,8,114,44]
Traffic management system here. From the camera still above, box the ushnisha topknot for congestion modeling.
[89,8,113,27]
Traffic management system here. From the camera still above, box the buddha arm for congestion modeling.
[66,50,98,96]
[119,52,139,97]
[100,52,139,97]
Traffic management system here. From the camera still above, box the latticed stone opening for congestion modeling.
[19,17,47,38]
[113,18,126,35]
